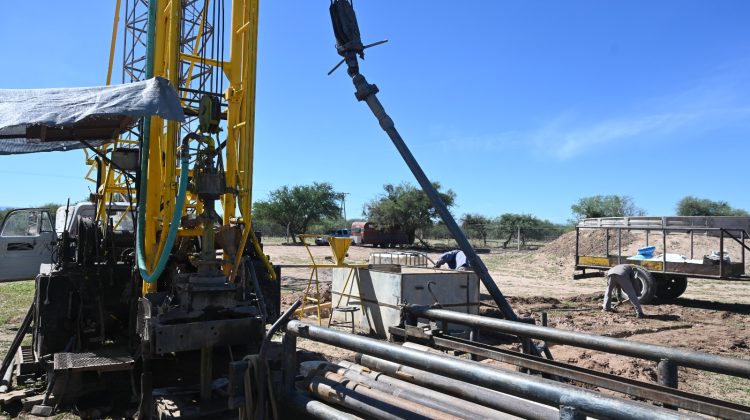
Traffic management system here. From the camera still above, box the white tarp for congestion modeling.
[0,77,184,154]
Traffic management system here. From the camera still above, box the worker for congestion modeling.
[434,250,469,270]
[602,264,646,318]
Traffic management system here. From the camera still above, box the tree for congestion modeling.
[570,195,644,221]
[253,183,341,242]
[365,182,455,244]
[462,213,491,246]
[0,208,11,224]
[676,196,749,217]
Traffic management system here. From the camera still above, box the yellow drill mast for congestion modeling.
[88,0,273,292]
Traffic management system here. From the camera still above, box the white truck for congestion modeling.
[0,203,133,281]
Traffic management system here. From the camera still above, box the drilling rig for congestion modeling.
[0,0,282,417]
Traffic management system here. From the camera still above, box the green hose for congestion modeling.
[136,152,189,283]
[135,0,185,284]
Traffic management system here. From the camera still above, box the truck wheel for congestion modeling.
[656,275,688,300]
[619,266,656,304]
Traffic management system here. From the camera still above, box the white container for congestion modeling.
[331,267,480,339]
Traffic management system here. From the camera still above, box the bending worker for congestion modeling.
[434,250,469,270]
[603,264,646,318]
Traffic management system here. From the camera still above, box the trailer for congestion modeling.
[351,221,411,247]
[574,216,750,303]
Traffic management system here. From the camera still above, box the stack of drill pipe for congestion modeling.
[300,363,461,419]
[286,321,690,419]
[377,342,558,419]
[340,359,558,420]
[300,360,511,419]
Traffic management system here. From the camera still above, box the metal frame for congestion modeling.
[388,325,750,419]
[86,0,275,296]
[575,225,750,281]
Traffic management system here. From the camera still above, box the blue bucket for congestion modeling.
[637,245,656,258]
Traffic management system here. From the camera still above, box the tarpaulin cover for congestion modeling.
[0,77,185,155]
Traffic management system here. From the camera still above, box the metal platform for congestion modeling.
[53,349,134,373]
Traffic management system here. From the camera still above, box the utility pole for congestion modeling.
[338,192,349,222]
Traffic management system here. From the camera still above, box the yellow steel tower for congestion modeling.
[91,0,273,293]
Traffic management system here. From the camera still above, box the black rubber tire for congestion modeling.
[656,275,688,300]
[618,266,656,304]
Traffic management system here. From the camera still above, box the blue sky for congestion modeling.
[1,1,748,224]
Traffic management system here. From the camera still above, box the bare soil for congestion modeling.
[270,232,750,405]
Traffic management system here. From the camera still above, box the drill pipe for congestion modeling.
[286,320,691,420]
[342,359,557,420]
[301,361,506,419]
[406,305,750,379]
[284,391,364,420]
[304,374,449,420]
[308,371,460,420]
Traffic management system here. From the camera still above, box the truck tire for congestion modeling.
[620,266,656,304]
[655,275,688,300]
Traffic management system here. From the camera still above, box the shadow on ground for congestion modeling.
[672,298,750,315]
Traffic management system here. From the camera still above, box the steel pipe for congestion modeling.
[387,327,749,419]
[286,321,688,420]
[406,305,750,379]
[284,391,364,420]
[0,302,33,385]
[302,361,508,419]
[305,374,442,420]
[313,370,459,419]
[339,359,558,420]
[329,1,518,321]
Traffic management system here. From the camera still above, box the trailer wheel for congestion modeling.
[656,275,688,300]
[619,266,656,304]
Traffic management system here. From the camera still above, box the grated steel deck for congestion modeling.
[53,349,134,373]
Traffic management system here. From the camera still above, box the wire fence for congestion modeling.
[250,219,572,250]
[425,226,572,250]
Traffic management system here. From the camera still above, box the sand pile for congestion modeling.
[539,229,636,258]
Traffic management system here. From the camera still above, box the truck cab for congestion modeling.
[0,208,56,281]
[0,203,134,282]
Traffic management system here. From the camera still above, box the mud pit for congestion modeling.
[268,231,750,405]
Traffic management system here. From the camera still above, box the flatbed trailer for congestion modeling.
[574,222,750,303]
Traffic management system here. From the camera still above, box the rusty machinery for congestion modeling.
[0,0,281,417]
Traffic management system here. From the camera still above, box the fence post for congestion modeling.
[657,358,678,410]
[517,226,521,251]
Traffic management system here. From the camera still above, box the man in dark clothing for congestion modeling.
[434,250,469,270]
[603,264,645,318]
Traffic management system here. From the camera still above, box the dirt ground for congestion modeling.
[270,231,750,406]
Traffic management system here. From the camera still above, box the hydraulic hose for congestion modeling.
[136,135,192,283]
[136,0,192,284]
[135,0,159,283]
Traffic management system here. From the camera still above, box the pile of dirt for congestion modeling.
[568,351,658,383]
[539,229,636,258]
[506,296,561,305]
[279,281,332,307]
